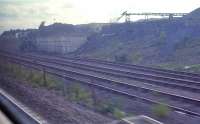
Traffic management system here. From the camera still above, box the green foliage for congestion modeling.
[5,63,14,74]
[100,103,115,113]
[68,84,92,104]
[175,38,200,49]
[95,103,108,114]
[112,108,126,119]
[156,31,166,46]
[114,54,129,63]
[28,71,44,86]
[26,70,34,81]
[45,74,60,89]
[152,104,170,118]
[2,62,127,119]
[3,63,60,88]
[130,52,143,63]
[4,63,22,78]
[159,31,166,41]
[156,63,183,70]
[96,102,125,119]
[20,40,37,52]
[39,21,45,29]
[19,31,38,52]
[9,64,20,77]
[185,64,200,73]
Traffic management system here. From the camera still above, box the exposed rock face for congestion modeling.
[75,8,200,68]
[0,23,104,54]
[36,35,87,53]
[0,30,27,52]
[1,8,200,70]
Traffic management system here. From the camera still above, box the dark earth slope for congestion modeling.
[75,8,200,72]
[1,8,200,72]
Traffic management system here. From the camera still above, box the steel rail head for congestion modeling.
[2,54,200,105]
[0,93,39,124]
[1,52,200,118]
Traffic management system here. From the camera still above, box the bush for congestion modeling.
[3,63,64,89]
[96,102,126,119]
[30,73,44,86]
[112,108,126,119]
[45,74,60,89]
[114,54,128,63]
[152,104,170,118]
[68,84,92,104]
[130,52,143,63]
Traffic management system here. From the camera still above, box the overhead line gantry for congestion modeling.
[117,11,188,22]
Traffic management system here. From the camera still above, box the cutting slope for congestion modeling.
[75,8,200,72]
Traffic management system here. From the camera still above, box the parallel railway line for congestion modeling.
[1,52,200,118]
[0,88,42,124]
[56,55,200,81]
[3,54,200,100]
[4,57,200,118]
[25,54,200,93]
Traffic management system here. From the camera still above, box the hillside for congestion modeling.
[1,8,200,72]
[74,8,200,72]
[0,23,105,53]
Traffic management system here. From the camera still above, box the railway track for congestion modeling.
[10,54,200,101]
[70,57,200,78]
[1,52,200,118]
[4,58,200,118]
[0,88,44,124]
[25,54,200,93]
[3,52,199,95]
[5,51,200,84]
[3,53,200,99]
[52,54,200,81]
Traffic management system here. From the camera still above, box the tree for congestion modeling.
[114,54,128,63]
[39,21,45,30]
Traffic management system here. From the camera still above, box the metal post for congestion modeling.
[63,83,67,96]
[145,15,148,21]
[169,14,173,20]
[91,79,97,106]
[18,62,22,77]
[42,68,47,86]
[62,75,67,96]
[0,57,3,73]
[91,88,97,106]
[125,15,131,23]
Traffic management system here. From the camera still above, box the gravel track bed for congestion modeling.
[3,54,200,116]
[41,65,200,114]
[24,53,200,81]
[36,61,200,112]
[64,58,200,80]
[0,75,113,124]
[38,61,200,99]
[3,53,200,123]
[1,71,200,124]
[33,56,200,91]
[53,62,200,99]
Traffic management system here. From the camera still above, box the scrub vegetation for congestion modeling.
[152,104,170,118]
[0,60,127,119]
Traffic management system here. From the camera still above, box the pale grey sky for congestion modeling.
[0,0,200,33]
